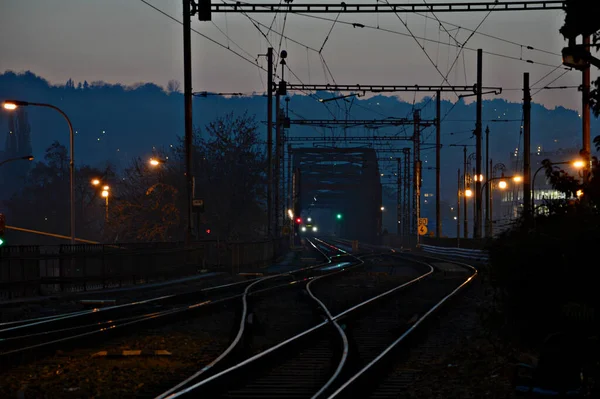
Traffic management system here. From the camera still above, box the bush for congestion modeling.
[488,203,599,344]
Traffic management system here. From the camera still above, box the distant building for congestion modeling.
[495,147,580,229]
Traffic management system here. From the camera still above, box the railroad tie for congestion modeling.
[91,350,172,358]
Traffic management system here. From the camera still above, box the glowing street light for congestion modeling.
[465,189,473,198]
[149,157,166,167]
[532,159,585,213]
[91,179,101,186]
[101,189,109,222]
[3,99,76,244]
[573,160,585,169]
[380,206,385,211]
[481,173,522,237]
[102,185,109,191]
[0,155,34,167]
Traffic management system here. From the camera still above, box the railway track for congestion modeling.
[0,240,348,369]
[146,238,367,398]
[154,247,476,398]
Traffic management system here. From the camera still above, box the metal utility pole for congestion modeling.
[523,72,532,218]
[582,35,591,183]
[435,91,442,238]
[457,168,461,247]
[266,47,274,238]
[413,110,422,246]
[287,145,293,246]
[474,48,483,239]
[183,0,194,245]
[274,91,281,238]
[463,147,468,239]
[402,148,411,240]
[484,125,490,237]
[488,158,493,237]
[397,157,402,235]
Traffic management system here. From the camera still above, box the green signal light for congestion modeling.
[0,238,4,246]
[336,214,342,220]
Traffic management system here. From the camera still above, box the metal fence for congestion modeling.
[419,244,489,262]
[0,237,288,300]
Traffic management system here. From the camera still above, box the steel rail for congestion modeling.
[154,274,282,399]
[0,278,260,330]
[305,237,364,399]
[1,243,347,357]
[1,265,341,356]
[161,246,431,398]
[0,242,340,333]
[326,253,478,398]
[154,237,347,399]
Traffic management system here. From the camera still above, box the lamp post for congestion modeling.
[467,152,478,236]
[101,186,109,224]
[531,159,585,214]
[457,176,473,241]
[488,162,506,237]
[480,173,521,236]
[0,155,34,167]
[3,100,75,244]
[450,144,475,239]
[149,157,167,167]
[91,179,110,225]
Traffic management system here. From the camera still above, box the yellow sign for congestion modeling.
[418,224,428,236]
[418,218,428,226]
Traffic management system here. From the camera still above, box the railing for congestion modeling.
[419,244,489,262]
[0,237,288,301]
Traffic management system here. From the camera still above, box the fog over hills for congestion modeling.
[1,70,597,234]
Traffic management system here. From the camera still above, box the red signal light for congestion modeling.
[206,229,211,234]
[295,218,302,224]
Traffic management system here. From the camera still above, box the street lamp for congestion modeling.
[3,99,76,244]
[480,173,522,237]
[91,179,101,186]
[101,188,109,223]
[149,157,166,167]
[465,189,473,197]
[532,159,585,212]
[380,206,385,211]
[0,155,34,167]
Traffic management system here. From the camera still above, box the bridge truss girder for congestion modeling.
[292,147,382,243]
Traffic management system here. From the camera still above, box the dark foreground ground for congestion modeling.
[1,262,531,398]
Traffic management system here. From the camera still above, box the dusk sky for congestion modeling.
[0,1,589,112]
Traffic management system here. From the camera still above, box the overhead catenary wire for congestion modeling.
[269,9,570,71]
[532,69,572,97]
[139,0,270,74]
[141,0,573,167]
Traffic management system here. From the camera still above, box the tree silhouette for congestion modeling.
[3,141,108,243]
[166,80,181,94]
[185,112,267,241]
[561,0,600,116]
[107,155,182,242]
